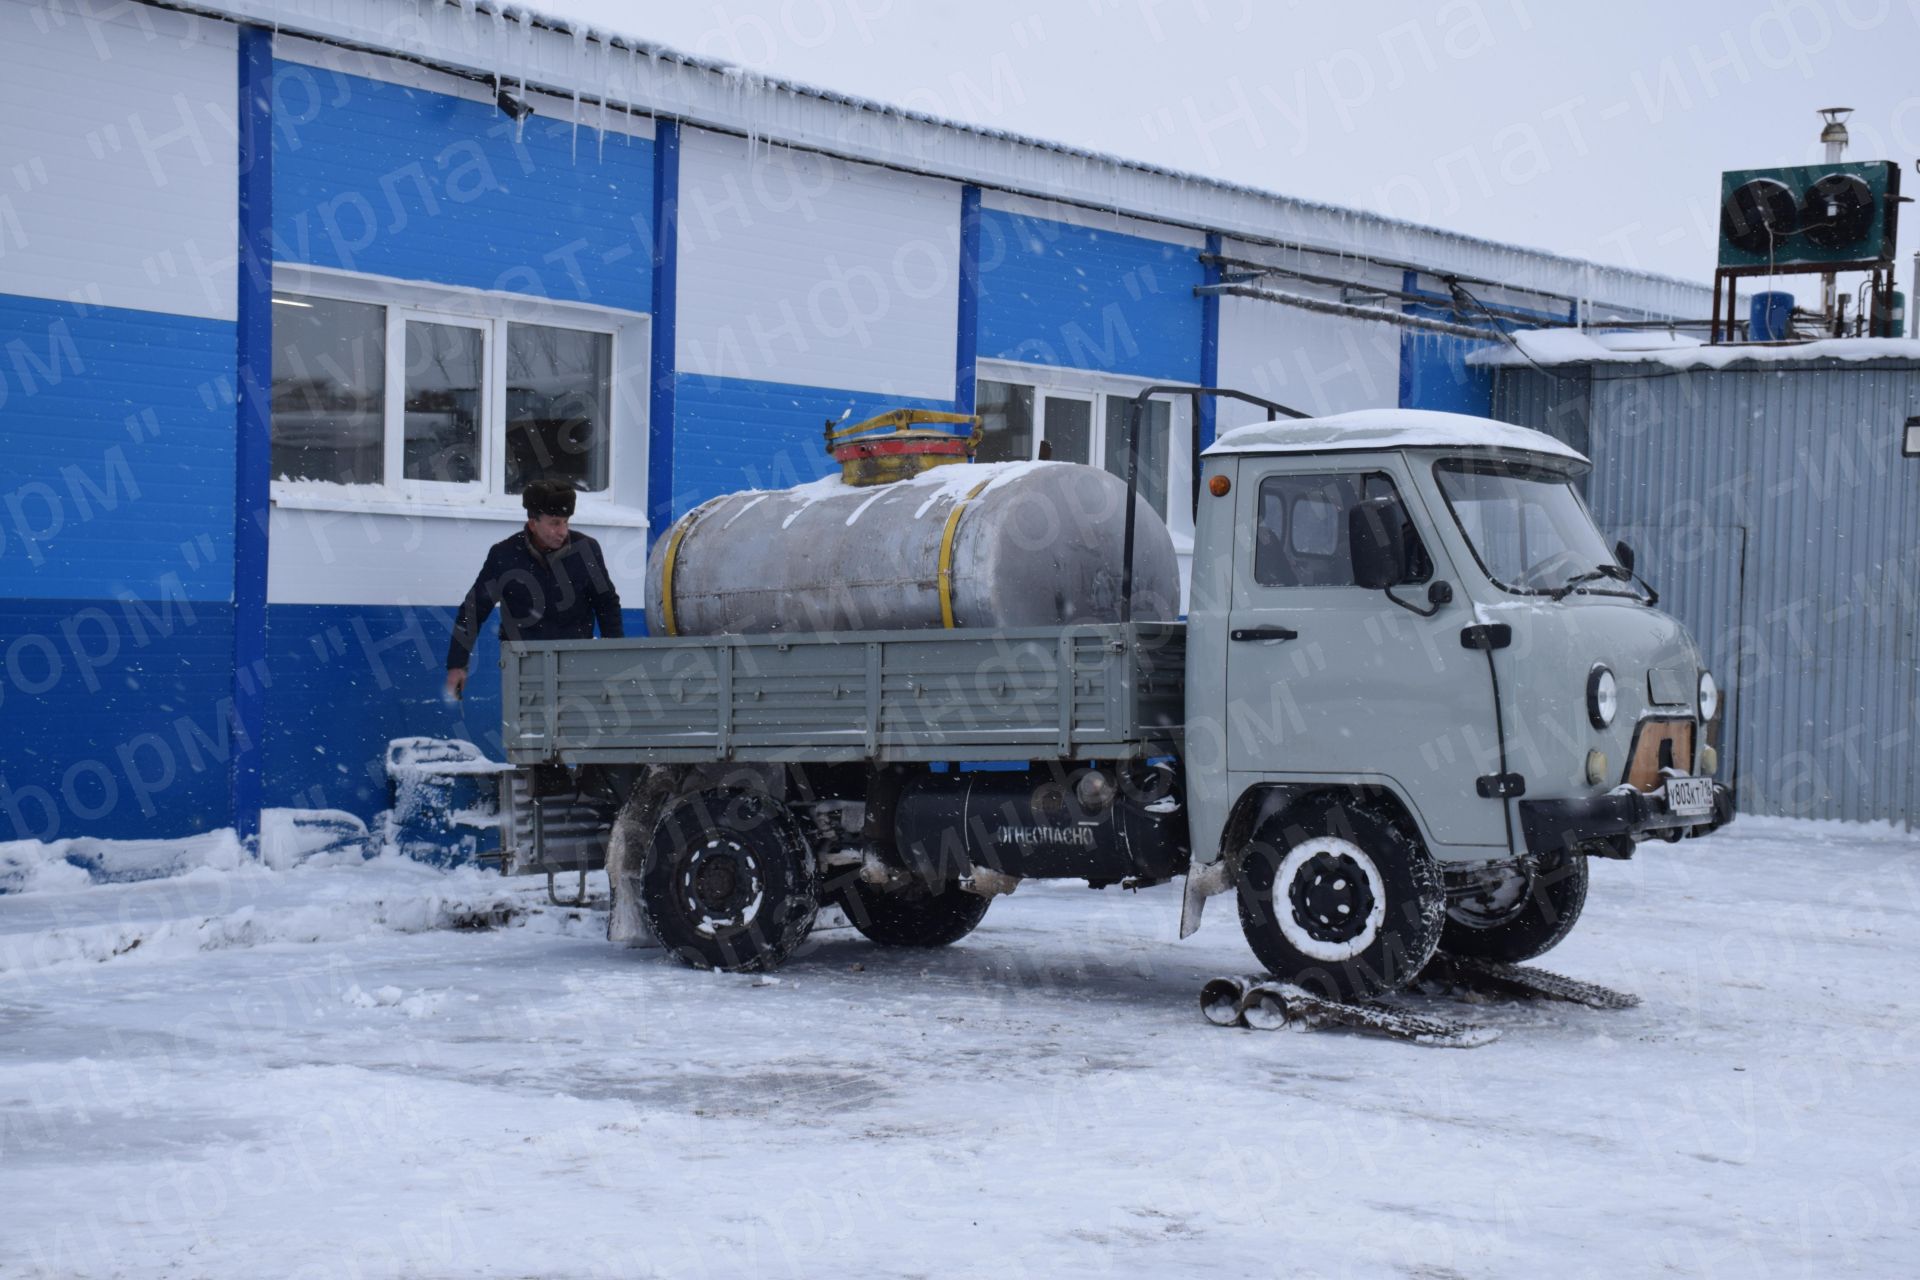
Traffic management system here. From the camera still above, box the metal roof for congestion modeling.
[174,0,1711,319]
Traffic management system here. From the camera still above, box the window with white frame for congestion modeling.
[269,273,641,506]
[974,367,1189,534]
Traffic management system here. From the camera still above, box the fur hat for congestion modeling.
[522,479,577,518]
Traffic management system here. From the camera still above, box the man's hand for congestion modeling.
[445,667,468,700]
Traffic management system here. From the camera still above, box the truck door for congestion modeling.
[1224,458,1506,851]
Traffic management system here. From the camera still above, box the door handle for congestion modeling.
[1230,626,1298,642]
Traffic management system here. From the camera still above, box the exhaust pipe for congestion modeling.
[1239,983,1298,1031]
[1199,976,1251,1027]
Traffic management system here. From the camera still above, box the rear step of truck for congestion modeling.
[1201,960,1640,1046]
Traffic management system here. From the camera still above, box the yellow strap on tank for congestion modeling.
[658,498,726,638]
[936,478,995,629]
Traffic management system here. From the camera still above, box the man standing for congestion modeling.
[444,480,623,698]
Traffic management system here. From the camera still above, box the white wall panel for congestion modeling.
[675,127,959,400]
[1216,295,1401,420]
[269,506,653,607]
[274,34,655,139]
[0,1,237,321]
[1215,239,1403,418]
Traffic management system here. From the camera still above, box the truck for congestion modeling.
[496,389,1733,1002]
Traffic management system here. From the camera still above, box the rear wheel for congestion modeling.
[837,878,990,948]
[639,787,818,972]
[1235,798,1444,1003]
[1439,850,1588,963]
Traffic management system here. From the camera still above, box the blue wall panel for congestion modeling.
[263,602,645,818]
[1397,330,1496,416]
[669,374,953,521]
[271,60,653,307]
[0,293,236,601]
[975,210,1202,382]
[0,598,235,842]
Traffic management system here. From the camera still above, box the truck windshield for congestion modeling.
[1434,459,1629,597]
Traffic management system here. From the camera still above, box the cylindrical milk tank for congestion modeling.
[647,461,1180,635]
[1750,291,1795,342]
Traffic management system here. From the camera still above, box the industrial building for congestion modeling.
[21,0,1911,850]
[1489,340,1920,825]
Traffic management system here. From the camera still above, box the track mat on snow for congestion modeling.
[1417,954,1642,1010]
[1200,977,1500,1049]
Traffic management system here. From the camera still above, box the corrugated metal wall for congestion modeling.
[1493,360,1920,826]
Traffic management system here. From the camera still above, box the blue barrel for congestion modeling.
[1750,291,1794,342]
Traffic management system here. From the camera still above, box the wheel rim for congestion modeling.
[676,836,767,937]
[1288,849,1375,944]
[1273,837,1387,962]
[1446,863,1533,929]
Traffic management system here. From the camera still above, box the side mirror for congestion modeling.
[1349,497,1410,590]
[1614,539,1635,575]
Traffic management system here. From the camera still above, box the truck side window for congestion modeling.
[1253,472,1431,587]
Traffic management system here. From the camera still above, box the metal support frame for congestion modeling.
[1118,386,1307,624]
[1711,255,1901,343]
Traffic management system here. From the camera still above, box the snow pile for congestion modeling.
[260,808,371,869]
[385,736,514,782]
[0,857,595,977]
[342,983,459,1019]
[1470,329,1920,369]
[0,828,245,896]
[382,737,508,865]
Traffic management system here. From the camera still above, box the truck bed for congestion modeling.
[500,623,1185,765]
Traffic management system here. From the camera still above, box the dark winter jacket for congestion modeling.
[446,529,624,670]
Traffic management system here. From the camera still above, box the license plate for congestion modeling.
[1665,775,1714,817]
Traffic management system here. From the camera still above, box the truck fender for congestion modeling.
[1178,783,1426,938]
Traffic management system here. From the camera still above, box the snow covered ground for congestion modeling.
[3,819,1916,1279]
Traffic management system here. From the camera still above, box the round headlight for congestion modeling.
[1587,665,1617,729]
[1698,671,1719,722]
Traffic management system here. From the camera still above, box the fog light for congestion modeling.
[1585,750,1610,786]
[1699,744,1719,776]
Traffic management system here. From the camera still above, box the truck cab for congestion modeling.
[1181,409,1731,997]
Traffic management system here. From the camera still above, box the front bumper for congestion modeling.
[1518,783,1735,859]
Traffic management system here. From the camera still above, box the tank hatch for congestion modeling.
[826,409,981,486]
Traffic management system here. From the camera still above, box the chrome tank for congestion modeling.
[646,461,1180,634]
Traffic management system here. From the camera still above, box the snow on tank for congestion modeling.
[647,460,1180,636]
[1206,408,1588,468]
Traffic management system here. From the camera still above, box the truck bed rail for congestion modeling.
[501,623,1185,765]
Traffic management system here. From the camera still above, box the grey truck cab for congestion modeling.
[498,401,1732,1004]
[1176,408,1731,995]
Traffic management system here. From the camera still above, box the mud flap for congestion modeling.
[604,766,692,948]
[1179,858,1232,938]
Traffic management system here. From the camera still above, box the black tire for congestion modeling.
[1235,797,1444,1003]
[1439,851,1589,964]
[638,786,818,972]
[837,878,991,948]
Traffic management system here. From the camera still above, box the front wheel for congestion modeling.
[1235,798,1444,1002]
[1439,851,1588,963]
[837,878,991,948]
[639,787,818,972]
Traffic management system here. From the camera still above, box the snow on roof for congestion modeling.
[1206,409,1588,465]
[1469,330,1920,369]
[207,0,1705,316]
